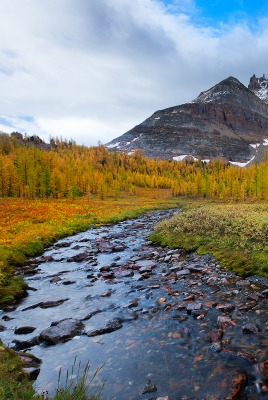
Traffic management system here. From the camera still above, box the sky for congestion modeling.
[1,0,268,146]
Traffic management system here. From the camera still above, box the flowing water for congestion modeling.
[1,209,268,399]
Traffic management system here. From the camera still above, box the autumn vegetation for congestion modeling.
[1,131,268,399]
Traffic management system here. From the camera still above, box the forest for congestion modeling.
[0,131,268,201]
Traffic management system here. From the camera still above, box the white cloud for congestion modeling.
[0,0,268,146]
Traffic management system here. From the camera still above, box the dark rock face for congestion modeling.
[107,76,268,163]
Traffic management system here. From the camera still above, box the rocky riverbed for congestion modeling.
[1,209,268,399]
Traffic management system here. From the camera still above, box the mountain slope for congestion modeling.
[106,76,268,163]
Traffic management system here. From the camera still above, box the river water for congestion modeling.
[1,209,268,399]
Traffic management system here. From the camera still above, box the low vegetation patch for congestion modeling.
[150,200,268,278]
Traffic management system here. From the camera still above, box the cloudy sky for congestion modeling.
[1,0,268,146]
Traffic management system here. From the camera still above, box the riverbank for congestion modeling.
[2,207,268,399]
[0,189,178,306]
[150,199,268,278]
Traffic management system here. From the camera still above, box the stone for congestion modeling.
[40,318,84,344]
[134,260,156,269]
[14,326,36,335]
[22,367,40,380]
[177,269,190,277]
[67,252,88,262]
[22,298,69,311]
[216,303,235,313]
[142,383,157,394]
[186,302,202,312]
[86,319,123,337]
[217,316,236,329]
[205,329,223,343]
[241,322,261,334]
[12,336,40,350]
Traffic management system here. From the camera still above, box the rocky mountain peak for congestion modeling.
[106,75,268,164]
[248,74,268,103]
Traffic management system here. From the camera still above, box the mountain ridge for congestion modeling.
[106,75,268,164]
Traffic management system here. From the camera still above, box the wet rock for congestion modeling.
[101,291,112,297]
[14,326,36,335]
[99,266,111,272]
[207,277,217,285]
[113,244,125,252]
[216,303,235,313]
[12,336,40,350]
[236,280,251,287]
[205,329,223,343]
[135,260,156,270]
[81,309,102,321]
[238,301,256,311]
[261,289,268,297]
[41,299,69,309]
[172,315,188,323]
[22,367,40,380]
[221,348,257,364]
[43,255,54,262]
[62,280,76,285]
[2,315,14,321]
[247,292,262,301]
[256,360,268,382]
[225,373,246,400]
[55,241,71,248]
[23,267,39,276]
[50,275,61,283]
[128,300,139,308]
[148,397,169,400]
[186,302,202,312]
[142,383,157,394]
[67,252,88,262]
[0,325,6,331]
[40,318,84,344]
[2,305,17,312]
[241,322,261,334]
[177,269,190,277]
[116,269,134,278]
[22,298,69,311]
[87,319,123,336]
[101,272,115,280]
[217,316,236,329]
[211,341,223,352]
[18,353,41,380]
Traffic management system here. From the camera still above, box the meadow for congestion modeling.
[150,199,268,278]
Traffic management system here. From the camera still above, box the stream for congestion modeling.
[1,208,268,399]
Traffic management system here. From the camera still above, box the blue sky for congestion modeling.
[165,0,268,25]
[0,0,268,146]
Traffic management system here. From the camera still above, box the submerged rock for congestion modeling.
[86,319,123,337]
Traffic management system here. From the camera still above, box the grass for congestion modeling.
[0,341,102,400]
[150,199,268,278]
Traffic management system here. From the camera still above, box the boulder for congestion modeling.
[40,318,84,344]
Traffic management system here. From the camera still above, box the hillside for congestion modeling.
[106,75,268,164]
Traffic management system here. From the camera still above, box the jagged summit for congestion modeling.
[248,74,268,103]
[106,75,268,164]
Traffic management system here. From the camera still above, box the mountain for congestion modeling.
[106,76,268,164]
[248,74,268,103]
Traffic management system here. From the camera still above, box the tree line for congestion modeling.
[0,132,268,200]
